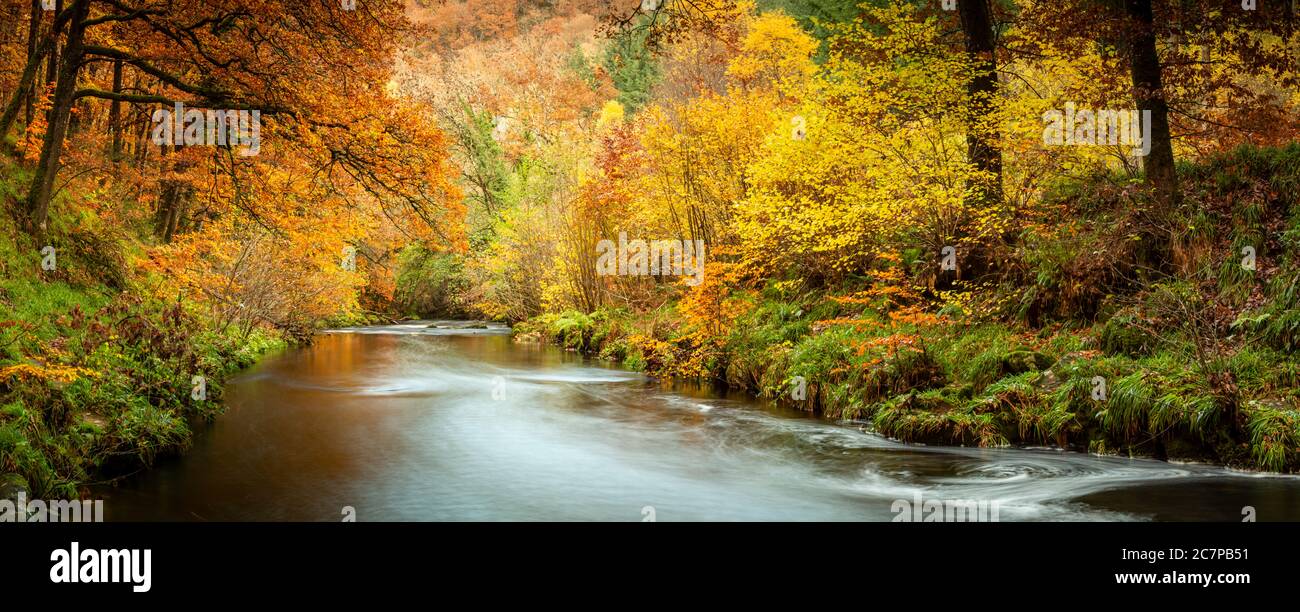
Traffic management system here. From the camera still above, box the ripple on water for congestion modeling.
[96,326,1300,521]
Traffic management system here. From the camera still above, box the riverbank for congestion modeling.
[0,198,284,499]
[514,310,1274,470]
[514,145,1300,474]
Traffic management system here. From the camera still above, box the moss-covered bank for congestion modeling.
[0,188,283,500]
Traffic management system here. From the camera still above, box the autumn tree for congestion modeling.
[1017,0,1300,208]
[956,0,1004,208]
[601,0,743,51]
[0,0,464,333]
[1,0,455,240]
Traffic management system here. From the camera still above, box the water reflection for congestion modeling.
[98,323,1300,521]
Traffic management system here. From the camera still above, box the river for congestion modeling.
[96,322,1300,521]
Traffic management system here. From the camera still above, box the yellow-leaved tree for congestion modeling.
[735,2,1005,291]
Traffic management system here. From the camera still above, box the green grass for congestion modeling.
[522,284,1300,470]
[1245,403,1300,472]
[0,173,284,498]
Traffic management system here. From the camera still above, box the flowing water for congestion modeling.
[98,322,1300,521]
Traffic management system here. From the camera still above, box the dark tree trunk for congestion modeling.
[957,0,1003,207]
[109,59,123,160]
[1124,0,1177,207]
[23,0,88,234]
[157,183,181,241]
[155,144,192,242]
[1,2,60,144]
[159,179,192,244]
[44,0,62,90]
[1287,0,1296,40]
[170,188,192,241]
[23,0,39,130]
[134,99,151,169]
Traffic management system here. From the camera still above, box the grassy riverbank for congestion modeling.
[0,181,282,499]
[515,145,1300,473]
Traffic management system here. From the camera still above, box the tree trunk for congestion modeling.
[23,0,39,130]
[44,0,62,90]
[109,59,123,160]
[133,98,151,169]
[160,184,183,242]
[957,0,1003,207]
[1124,0,1177,207]
[0,3,60,144]
[1287,0,1296,39]
[155,143,193,242]
[23,0,88,234]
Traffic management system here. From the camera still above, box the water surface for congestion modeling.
[99,322,1300,521]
